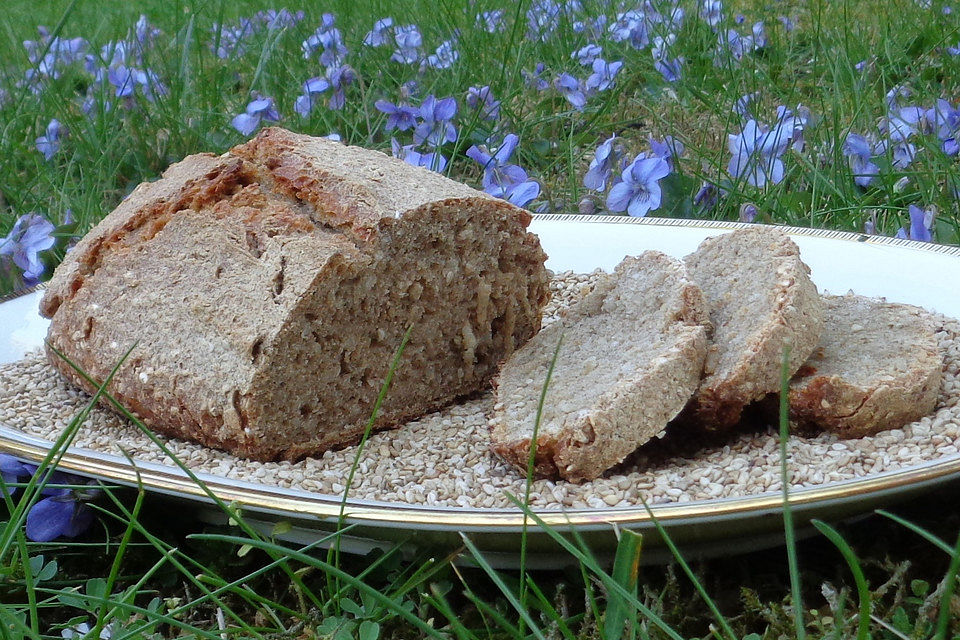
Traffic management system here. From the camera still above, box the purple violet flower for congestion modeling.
[364,17,394,47]
[885,106,923,142]
[886,86,912,110]
[606,154,671,217]
[466,134,540,207]
[573,14,609,39]
[584,135,622,191]
[425,40,459,69]
[523,63,550,91]
[896,204,935,242]
[295,77,328,117]
[294,67,354,116]
[391,138,448,173]
[24,28,88,79]
[608,10,649,49]
[694,182,719,211]
[133,14,161,50]
[775,105,810,151]
[24,470,100,542]
[649,135,685,169]
[391,25,423,64]
[739,203,759,222]
[466,85,500,120]
[652,35,682,82]
[925,99,960,155]
[727,119,789,187]
[573,44,603,66]
[257,9,305,30]
[874,139,917,170]
[231,95,280,136]
[752,21,768,48]
[302,14,348,67]
[700,0,724,27]
[585,58,623,92]
[778,15,797,31]
[107,65,137,98]
[843,133,880,187]
[0,454,33,496]
[555,73,586,110]
[211,18,257,59]
[414,95,458,146]
[35,119,64,161]
[734,92,758,119]
[527,0,561,41]
[477,10,506,33]
[375,100,420,132]
[0,213,56,283]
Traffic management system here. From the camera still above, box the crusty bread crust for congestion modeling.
[490,252,710,482]
[683,227,824,430]
[788,294,943,437]
[41,128,549,461]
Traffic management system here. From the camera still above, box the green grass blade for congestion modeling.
[191,532,448,640]
[518,334,563,636]
[811,519,871,640]
[876,510,955,555]
[933,530,960,640]
[637,499,737,640]
[46,345,327,614]
[330,324,412,599]
[604,529,643,640]
[460,532,548,640]
[503,494,685,640]
[524,573,579,640]
[778,344,806,640]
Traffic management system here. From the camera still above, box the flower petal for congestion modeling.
[231,113,260,135]
[606,181,635,212]
[26,497,75,542]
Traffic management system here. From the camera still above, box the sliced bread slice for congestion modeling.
[788,294,943,437]
[683,227,824,430]
[490,251,710,482]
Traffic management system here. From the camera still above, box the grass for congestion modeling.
[3,0,960,636]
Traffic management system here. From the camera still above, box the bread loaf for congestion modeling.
[788,294,942,437]
[490,252,710,482]
[40,127,549,461]
[683,227,824,430]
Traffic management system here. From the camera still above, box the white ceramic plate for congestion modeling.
[3,215,960,567]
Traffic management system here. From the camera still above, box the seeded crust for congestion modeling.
[683,227,824,430]
[788,294,943,437]
[490,252,710,483]
[40,127,549,461]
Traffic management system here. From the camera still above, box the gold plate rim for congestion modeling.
[2,216,959,531]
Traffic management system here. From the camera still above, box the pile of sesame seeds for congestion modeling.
[0,270,958,511]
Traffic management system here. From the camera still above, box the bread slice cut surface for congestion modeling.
[788,294,943,437]
[682,226,824,430]
[490,251,710,482]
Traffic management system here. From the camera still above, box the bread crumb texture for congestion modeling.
[683,227,824,429]
[4,271,959,510]
[789,294,943,437]
[490,252,710,482]
[37,128,548,461]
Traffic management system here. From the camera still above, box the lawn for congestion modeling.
[2,0,960,637]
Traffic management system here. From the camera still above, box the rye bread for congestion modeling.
[490,252,710,482]
[683,227,824,430]
[788,294,943,437]
[40,127,549,461]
